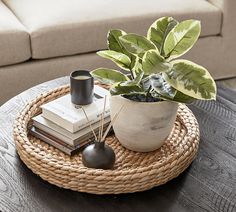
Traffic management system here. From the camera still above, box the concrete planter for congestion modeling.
[110,95,178,152]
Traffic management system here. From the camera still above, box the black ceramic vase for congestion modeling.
[82,141,116,170]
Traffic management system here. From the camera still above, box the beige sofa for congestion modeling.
[0,0,235,105]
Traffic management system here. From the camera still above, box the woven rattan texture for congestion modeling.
[13,85,200,194]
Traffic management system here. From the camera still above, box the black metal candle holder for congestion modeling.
[70,70,94,105]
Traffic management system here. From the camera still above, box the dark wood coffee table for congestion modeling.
[0,77,235,212]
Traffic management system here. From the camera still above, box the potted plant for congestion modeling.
[91,17,216,152]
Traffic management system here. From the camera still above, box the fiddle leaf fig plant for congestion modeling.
[91,16,217,103]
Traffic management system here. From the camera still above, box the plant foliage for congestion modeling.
[91,17,216,103]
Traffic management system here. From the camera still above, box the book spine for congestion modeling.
[30,128,73,155]
[30,127,93,155]
[32,120,76,146]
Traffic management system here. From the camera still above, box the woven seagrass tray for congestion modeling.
[13,85,200,194]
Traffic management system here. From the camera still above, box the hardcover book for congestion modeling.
[29,127,92,155]
[32,114,110,147]
[41,85,110,133]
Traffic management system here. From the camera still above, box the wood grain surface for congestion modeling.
[0,77,235,212]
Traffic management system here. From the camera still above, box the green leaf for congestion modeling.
[122,93,149,102]
[91,68,129,85]
[163,59,216,100]
[147,17,178,55]
[97,50,131,70]
[172,91,196,103]
[142,74,196,103]
[142,50,171,74]
[157,90,196,103]
[130,55,143,77]
[119,33,157,57]
[133,70,144,84]
[163,20,201,60]
[121,71,144,86]
[110,82,143,95]
[144,74,177,99]
[107,29,129,55]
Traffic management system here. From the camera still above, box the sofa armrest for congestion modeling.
[208,0,236,38]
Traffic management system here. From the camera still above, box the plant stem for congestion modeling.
[130,69,134,80]
[146,86,152,102]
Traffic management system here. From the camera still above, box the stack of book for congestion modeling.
[30,85,110,155]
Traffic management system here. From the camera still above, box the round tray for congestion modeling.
[13,85,200,194]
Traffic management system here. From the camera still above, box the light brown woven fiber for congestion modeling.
[13,85,200,194]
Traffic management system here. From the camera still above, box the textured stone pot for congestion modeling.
[110,95,178,152]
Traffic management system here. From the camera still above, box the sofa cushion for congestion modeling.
[0,1,30,66]
[3,0,222,60]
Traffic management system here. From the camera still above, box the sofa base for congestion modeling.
[0,35,235,105]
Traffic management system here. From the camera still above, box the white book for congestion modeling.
[32,115,110,146]
[41,85,110,133]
